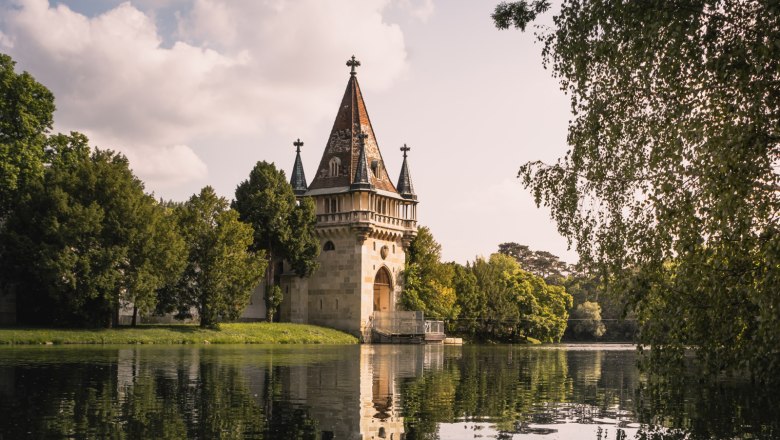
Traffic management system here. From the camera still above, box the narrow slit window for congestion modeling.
[329,157,341,177]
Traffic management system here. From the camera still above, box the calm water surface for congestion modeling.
[0,344,776,439]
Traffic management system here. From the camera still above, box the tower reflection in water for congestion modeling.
[276,344,446,440]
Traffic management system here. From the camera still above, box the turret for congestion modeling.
[290,138,307,197]
[396,144,416,201]
[351,132,374,191]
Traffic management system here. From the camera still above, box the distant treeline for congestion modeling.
[399,228,636,343]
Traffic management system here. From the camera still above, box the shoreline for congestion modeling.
[0,322,358,345]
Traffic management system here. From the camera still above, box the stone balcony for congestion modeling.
[316,210,417,232]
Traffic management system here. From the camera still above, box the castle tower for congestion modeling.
[292,56,419,340]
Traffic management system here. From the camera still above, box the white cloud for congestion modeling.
[126,144,209,190]
[0,30,11,48]
[0,0,411,193]
[393,0,435,22]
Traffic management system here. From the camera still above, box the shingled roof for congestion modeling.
[307,59,398,194]
[290,138,307,196]
[396,144,416,200]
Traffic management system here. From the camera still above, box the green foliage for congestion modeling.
[0,53,55,219]
[564,273,638,341]
[408,225,442,273]
[468,254,572,342]
[451,262,482,335]
[496,1,780,381]
[403,229,572,341]
[400,226,460,321]
[1,133,185,327]
[570,301,606,339]
[492,0,550,31]
[265,285,283,322]
[124,202,187,323]
[164,187,266,328]
[497,242,570,284]
[233,161,319,286]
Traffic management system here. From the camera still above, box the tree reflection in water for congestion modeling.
[0,345,777,439]
[398,346,778,439]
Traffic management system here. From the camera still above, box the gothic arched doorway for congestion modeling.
[373,267,392,312]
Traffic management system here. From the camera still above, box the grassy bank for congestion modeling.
[0,323,358,345]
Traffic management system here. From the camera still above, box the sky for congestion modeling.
[0,0,577,264]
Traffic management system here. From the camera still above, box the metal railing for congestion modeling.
[424,320,445,336]
[373,311,424,335]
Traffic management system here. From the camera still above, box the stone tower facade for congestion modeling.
[275,57,419,340]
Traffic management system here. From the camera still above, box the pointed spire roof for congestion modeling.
[397,144,416,200]
[290,138,307,196]
[351,132,373,191]
[308,56,398,194]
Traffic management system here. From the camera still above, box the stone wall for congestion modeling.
[306,233,363,335]
[301,231,407,339]
[242,283,268,321]
[359,235,405,339]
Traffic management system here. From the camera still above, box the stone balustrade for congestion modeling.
[316,210,416,230]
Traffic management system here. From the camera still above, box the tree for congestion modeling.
[163,187,266,328]
[497,242,570,284]
[400,226,460,321]
[564,273,638,341]
[471,255,522,340]
[451,262,482,336]
[469,254,571,342]
[0,53,55,220]
[265,285,283,322]
[408,225,443,274]
[124,199,186,326]
[233,161,318,321]
[495,1,780,382]
[1,133,185,326]
[570,301,606,339]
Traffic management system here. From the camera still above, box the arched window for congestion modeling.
[324,241,335,251]
[329,157,341,177]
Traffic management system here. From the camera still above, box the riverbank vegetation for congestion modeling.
[400,228,574,343]
[400,227,638,343]
[0,323,358,345]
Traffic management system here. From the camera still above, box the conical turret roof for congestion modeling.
[290,138,307,196]
[308,58,397,194]
[397,144,416,200]
[351,132,373,191]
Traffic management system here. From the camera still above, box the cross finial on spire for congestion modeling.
[347,55,361,76]
[357,130,368,146]
[400,144,410,158]
[293,138,303,153]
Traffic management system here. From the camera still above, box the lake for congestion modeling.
[0,344,776,439]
